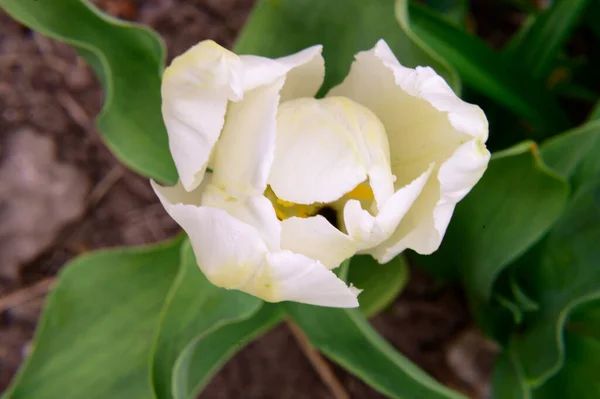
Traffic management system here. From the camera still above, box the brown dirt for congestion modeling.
[0,1,495,397]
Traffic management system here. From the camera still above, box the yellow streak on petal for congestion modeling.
[245,265,279,303]
[206,261,255,290]
[206,261,280,302]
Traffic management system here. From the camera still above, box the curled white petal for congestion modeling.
[151,180,358,307]
[280,215,357,269]
[201,184,281,251]
[264,251,359,307]
[329,39,490,259]
[344,165,433,251]
[240,45,325,100]
[162,41,243,192]
[162,41,324,193]
[210,77,285,198]
[152,180,268,288]
[372,140,490,261]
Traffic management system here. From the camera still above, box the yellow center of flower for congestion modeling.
[345,183,375,201]
[264,182,375,225]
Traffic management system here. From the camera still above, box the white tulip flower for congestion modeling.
[152,39,490,308]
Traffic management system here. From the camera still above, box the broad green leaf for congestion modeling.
[469,294,520,344]
[4,236,185,399]
[151,241,263,399]
[172,304,282,399]
[285,305,464,399]
[572,138,600,192]
[566,299,600,342]
[533,301,600,399]
[503,0,590,79]
[512,178,600,385]
[0,0,177,184]
[540,119,600,180]
[572,102,600,189]
[532,331,600,398]
[493,301,600,399]
[471,267,537,343]
[348,255,409,317]
[589,101,600,121]
[235,0,460,95]
[492,349,532,399]
[404,1,570,133]
[416,142,568,299]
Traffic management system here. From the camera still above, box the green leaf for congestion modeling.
[235,0,460,95]
[4,236,185,399]
[572,102,600,189]
[348,255,409,317]
[416,142,568,299]
[470,270,538,343]
[532,301,600,398]
[172,304,282,399]
[503,0,590,79]
[285,305,465,399]
[492,349,532,399]
[151,241,263,399]
[493,300,600,399]
[511,178,600,385]
[469,294,519,343]
[496,294,524,325]
[566,299,600,342]
[404,1,570,133]
[532,331,600,398]
[420,0,468,27]
[509,274,540,313]
[589,101,600,122]
[540,119,600,180]
[0,0,177,184]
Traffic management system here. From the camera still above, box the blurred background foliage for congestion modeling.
[0,0,598,398]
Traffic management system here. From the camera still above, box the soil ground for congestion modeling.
[0,1,498,397]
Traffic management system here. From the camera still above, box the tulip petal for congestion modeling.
[209,77,285,198]
[162,42,324,194]
[151,180,269,289]
[264,251,360,307]
[152,180,358,307]
[280,215,357,269]
[201,184,281,251]
[270,97,393,205]
[208,47,325,198]
[161,41,244,192]
[373,140,490,261]
[239,45,325,100]
[344,165,433,252]
[330,39,489,258]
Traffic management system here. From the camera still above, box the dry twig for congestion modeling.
[0,278,56,313]
[56,90,93,131]
[287,320,350,399]
[87,165,125,208]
